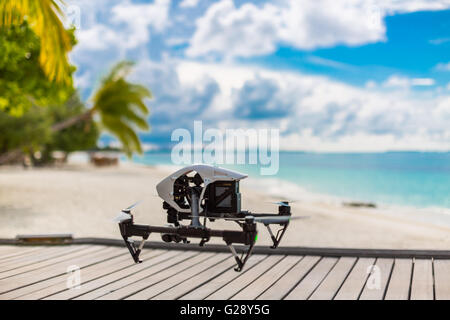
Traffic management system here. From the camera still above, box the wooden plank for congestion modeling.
[309,257,356,300]
[434,259,450,300]
[0,245,99,280]
[231,256,302,300]
[285,257,338,300]
[0,246,110,294]
[96,252,215,300]
[206,255,285,300]
[71,251,199,300]
[7,243,450,259]
[359,258,394,300]
[129,253,230,300]
[0,246,16,255]
[257,256,320,300]
[334,257,375,300]
[0,246,78,272]
[179,254,267,300]
[384,259,413,300]
[0,246,43,262]
[2,247,131,299]
[152,256,237,300]
[410,259,434,300]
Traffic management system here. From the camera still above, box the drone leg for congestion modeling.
[228,243,255,272]
[123,235,149,263]
[266,225,278,248]
[266,224,289,249]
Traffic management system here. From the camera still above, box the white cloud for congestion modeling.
[429,37,450,45]
[76,24,119,50]
[435,62,450,71]
[383,75,435,88]
[180,0,200,8]
[134,59,449,151]
[76,0,171,51]
[187,0,450,59]
[186,0,279,58]
[112,0,171,33]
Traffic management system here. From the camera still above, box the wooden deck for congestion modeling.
[1,241,450,300]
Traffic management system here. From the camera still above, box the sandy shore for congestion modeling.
[1,163,450,249]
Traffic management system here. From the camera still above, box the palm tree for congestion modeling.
[0,0,72,84]
[52,61,152,157]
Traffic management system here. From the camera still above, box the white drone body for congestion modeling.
[156,164,247,213]
[116,164,300,271]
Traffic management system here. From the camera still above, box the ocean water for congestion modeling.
[131,151,450,210]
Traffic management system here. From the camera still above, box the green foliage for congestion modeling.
[45,95,99,155]
[0,22,74,116]
[92,61,152,157]
[0,105,51,155]
[0,94,99,162]
[0,0,73,84]
[0,21,151,160]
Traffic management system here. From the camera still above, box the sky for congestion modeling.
[67,0,450,152]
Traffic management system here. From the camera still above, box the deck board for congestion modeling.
[129,253,230,300]
[410,259,434,300]
[4,247,129,299]
[206,255,284,300]
[231,255,302,300]
[153,256,236,300]
[73,250,193,300]
[359,258,394,300]
[52,250,186,300]
[384,258,413,300]
[257,256,320,300]
[179,254,267,300]
[0,246,43,263]
[308,257,356,300]
[285,257,338,300]
[1,244,450,300]
[0,246,82,272]
[433,259,450,300]
[334,258,375,300]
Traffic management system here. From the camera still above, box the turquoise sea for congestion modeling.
[131,151,450,210]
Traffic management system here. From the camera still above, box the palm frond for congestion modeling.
[0,0,72,84]
[92,61,151,157]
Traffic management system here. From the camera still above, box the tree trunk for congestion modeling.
[51,109,93,132]
[0,109,94,165]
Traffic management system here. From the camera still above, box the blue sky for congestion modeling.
[68,0,450,152]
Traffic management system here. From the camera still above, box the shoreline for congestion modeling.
[1,162,450,249]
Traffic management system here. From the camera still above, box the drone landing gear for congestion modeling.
[228,243,255,272]
[265,223,289,249]
[118,218,258,272]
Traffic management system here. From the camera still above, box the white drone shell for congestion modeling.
[156,164,247,213]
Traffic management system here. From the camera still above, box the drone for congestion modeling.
[115,164,304,272]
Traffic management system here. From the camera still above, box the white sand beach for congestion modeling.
[1,163,450,250]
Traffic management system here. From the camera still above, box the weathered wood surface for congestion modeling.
[0,244,449,300]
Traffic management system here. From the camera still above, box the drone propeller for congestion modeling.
[113,200,142,223]
[113,211,132,223]
[265,200,298,207]
[123,200,142,212]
